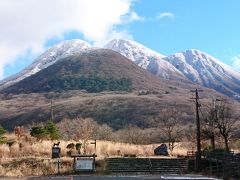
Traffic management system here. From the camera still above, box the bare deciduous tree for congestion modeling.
[58,117,96,154]
[118,125,147,144]
[93,124,113,140]
[14,126,27,138]
[159,108,184,153]
[184,124,196,152]
[74,118,95,154]
[201,101,218,150]
[215,100,237,152]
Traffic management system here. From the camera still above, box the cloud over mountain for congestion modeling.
[0,0,140,79]
[232,55,240,71]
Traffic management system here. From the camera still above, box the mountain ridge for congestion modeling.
[0,38,239,100]
[163,49,240,99]
[105,39,187,81]
[105,39,240,100]
[2,49,168,94]
[0,39,91,90]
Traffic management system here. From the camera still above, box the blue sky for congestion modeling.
[130,0,240,65]
[1,0,240,79]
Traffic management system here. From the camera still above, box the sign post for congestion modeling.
[71,154,97,172]
[71,140,97,172]
[90,139,97,153]
[52,142,61,174]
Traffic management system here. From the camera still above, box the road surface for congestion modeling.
[26,175,221,180]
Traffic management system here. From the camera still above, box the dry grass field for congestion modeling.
[0,132,191,177]
[0,91,239,177]
[0,132,239,177]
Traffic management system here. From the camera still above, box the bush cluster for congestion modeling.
[0,125,6,144]
[39,76,132,93]
[30,121,60,140]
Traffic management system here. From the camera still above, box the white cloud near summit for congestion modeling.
[0,0,139,79]
[232,55,240,71]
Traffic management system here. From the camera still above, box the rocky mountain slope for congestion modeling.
[163,49,240,99]
[0,39,91,90]
[2,49,168,94]
[106,39,240,100]
[105,39,187,81]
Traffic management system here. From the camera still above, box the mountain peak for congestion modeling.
[185,49,216,60]
[182,49,239,74]
[1,38,239,100]
[105,39,187,80]
[54,39,91,49]
[186,48,203,53]
[3,48,166,94]
[106,38,166,59]
[0,39,91,89]
[164,49,240,99]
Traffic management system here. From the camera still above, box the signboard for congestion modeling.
[75,158,94,170]
[52,147,61,159]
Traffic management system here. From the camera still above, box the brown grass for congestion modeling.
[0,133,192,177]
[1,133,239,177]
[1,139,185,159]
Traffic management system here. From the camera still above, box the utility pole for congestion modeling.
[211,98,221,150]
[191,88,203,171]
[51,100,54,121]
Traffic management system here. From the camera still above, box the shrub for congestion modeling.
[44,121,60,140]
[202,145,214,155]
[76,143,82,151]
[0,125,6,144]
[66,143,75,149]
[44,76,132,93]
[30,125,47,140]
[66,143,75,156]
[30,121,60,140]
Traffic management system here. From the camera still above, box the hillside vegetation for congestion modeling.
[2,49,166,94]
[0,49,238,131]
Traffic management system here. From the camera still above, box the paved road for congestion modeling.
[72,175,221,180]
[26,175,221,180]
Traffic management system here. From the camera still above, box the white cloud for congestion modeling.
[157,12,175,20]
[128,12,145,22]
[232,55,240,71]
[94,30,133,47]
[0,0,140,79]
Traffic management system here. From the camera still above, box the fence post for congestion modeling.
[210,159,212,175]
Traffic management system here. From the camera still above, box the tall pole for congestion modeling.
[51,100,54,121]
[91,139,97,154]
[212,99,216,150]
[191,88,202,171]
[211,98,221,150]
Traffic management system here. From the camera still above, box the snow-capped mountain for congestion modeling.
[0,38,239,100]
[164,49,240,98]
[105,39,240,99]
[105,39,186,80]
[0,39,91,89]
